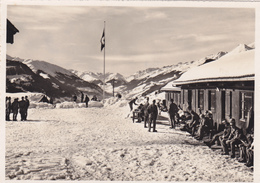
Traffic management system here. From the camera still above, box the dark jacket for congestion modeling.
[25,99,30,109]
[143,101,150,116]
[168,103,178,114]
[129,98,137,105]
[11,100,19,113]
[148,104,158,118]
[85,96,90,103]
[19,100,27,112]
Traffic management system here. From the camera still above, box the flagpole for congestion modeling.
[103,21,106,103]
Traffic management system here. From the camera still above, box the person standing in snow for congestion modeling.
[73,95,77,102]
[6,97,12,121]
[143,97,150,128]
[19,97,27,121]
[24,96,30,120]
[168,99,178,129]
[81,92,84,103]
[12,98,19,121]
[148,100,158,132]
[85,95,90,108]
[129,97,138,111]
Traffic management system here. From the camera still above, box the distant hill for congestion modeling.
[6,56,106,100]
[72,49,230,99]
[7,43,254,101]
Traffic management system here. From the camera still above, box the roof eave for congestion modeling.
[174,75,255,85]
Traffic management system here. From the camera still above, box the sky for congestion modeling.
[7,5,255,76]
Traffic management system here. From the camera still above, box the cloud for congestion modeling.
[7,6,255,76]
[144,11,168,20]
[171,34,228,43]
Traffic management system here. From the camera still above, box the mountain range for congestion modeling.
[6,43,254,101]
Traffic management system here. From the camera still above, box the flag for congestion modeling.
[100,29,105,51]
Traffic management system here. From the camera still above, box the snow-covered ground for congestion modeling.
[6,104,253,181]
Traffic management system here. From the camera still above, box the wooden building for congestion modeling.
[161,81,181,107]
[7,19,19,44]
[164,47,254,131]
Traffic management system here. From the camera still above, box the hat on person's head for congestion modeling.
[222,119,228,124]
[229,118,235,124]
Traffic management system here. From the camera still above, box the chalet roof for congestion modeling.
[174,49,254,85]
[7,19,19,44]
[161,81,181,92]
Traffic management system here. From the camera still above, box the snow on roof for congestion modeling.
[161,81,181,91]
[174,47,254,85]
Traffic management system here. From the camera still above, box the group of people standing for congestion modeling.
[129,97,158,132]
[130,97,178,133]
[73,92,99,108]
[6,96,30,121]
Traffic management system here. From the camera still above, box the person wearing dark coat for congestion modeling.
[186,107,200,136]
[143,97,150,128]
[168,99,178,129]
[19,97,27,121]
[220,118,245,158]
[85,95,90,108]
[148,100,158,132]
[238,134,253,164]
[129,97,138,111]
[245,136,254,167]
[25,96,30,120]
[6,97,12,121]
[196,112,213,140]
[12,98,19,121]
[81,92,84,103]
[205,119,229,147]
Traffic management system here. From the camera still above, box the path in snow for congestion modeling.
[6,107,253,181]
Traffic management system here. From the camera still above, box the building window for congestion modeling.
[208,90,216,112]
[177,93,180,105]
[198,90,204,110]
[240,92,253,122]
[221,91,226,120]
[229,91,232,118]
[188,90,192,109]
[182,90,185,104]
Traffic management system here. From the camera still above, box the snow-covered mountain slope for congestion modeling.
[227,43,253,55]
[6,56,106,100]
[120,50,228,99]
[7,43,253,101]
[70,70,102,83]
[71,70,127,84]
[23,59,73,78]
